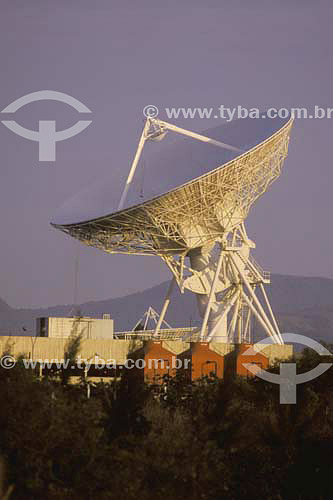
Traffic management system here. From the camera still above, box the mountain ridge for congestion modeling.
[0,274,333,341]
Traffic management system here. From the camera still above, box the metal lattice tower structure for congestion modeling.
[52,116,294,344]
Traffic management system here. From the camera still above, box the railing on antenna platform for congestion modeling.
[248,255,270,281]
[114,327,199,341]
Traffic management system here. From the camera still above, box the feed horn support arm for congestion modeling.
[52,115,293,345]
[118,117,243,211]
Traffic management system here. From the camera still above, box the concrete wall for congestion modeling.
[0,336,141,364]
[0,336,293,366]
[36,316,114,340]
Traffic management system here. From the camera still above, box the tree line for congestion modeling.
[0,341,333,499]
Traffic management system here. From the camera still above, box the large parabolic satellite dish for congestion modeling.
[52,113,294,344]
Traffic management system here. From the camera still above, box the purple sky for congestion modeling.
[0,0,332,308]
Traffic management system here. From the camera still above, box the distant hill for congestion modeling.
[266,275,333,313]
[0,274,333,342]
[279,305,333,343]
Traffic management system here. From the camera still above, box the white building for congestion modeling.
[36,315,114,339]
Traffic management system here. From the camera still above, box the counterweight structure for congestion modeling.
[52,116,293,344]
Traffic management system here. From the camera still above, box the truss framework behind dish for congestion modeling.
[53,118,293,275]
[52,118,293,345]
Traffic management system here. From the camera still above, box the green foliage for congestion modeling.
[1,345,333,498]
[61,320,84,385]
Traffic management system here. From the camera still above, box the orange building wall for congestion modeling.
[128,340,180,384]
[236,343,269,377]
[178,342,224,381]
[128,341,270,383]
